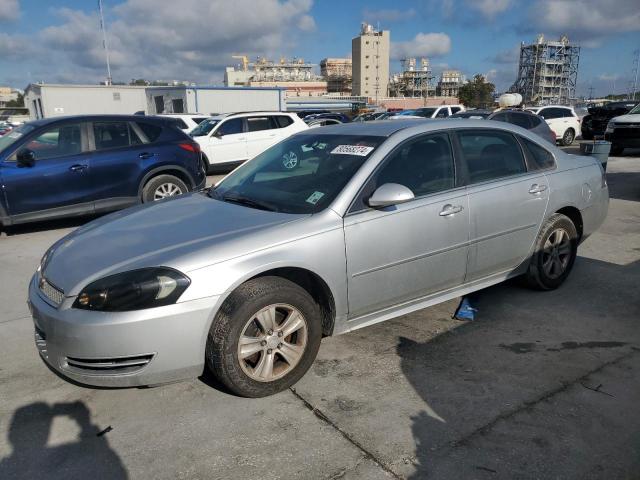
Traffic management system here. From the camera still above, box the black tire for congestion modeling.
[561,128,575,146]
[610,144,624,156]
[205,276,322,397]
[201,154,211,175]
[524,213,578,290]
[141,174,188,203]
[280,146,303,170]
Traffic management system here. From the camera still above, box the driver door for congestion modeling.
[1,122,95,219]
[343,132,470,320]
[204,117,248,166]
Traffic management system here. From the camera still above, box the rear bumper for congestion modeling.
[28,273,219,387]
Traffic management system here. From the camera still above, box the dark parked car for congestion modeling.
[582,101,638,140]
[304,112,351,124]
[487,109,556,144]
[450,110,493,119]
[0,115,205,227]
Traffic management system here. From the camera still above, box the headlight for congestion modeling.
[605,121,614,133]
[73,267,190,312]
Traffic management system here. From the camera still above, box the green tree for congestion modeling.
[458,74,495,108]
[5,93,24,107]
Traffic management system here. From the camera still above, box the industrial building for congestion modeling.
[436,70,465,97]
[320,58,352,95]
[352,23,390,100]
[511,34,580,106]
[224,56,327,97]
[23,83,284,119]
[389,58,434,98]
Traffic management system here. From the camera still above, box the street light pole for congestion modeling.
[98,0,112,85]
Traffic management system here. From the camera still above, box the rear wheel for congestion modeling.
[142,174,188,203]
[524,213,578,290]
[205,276,322,397]
[610,144,624,156]
[561,128,575,146]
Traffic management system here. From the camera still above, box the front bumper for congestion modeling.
[28,273,219,387]
[605,131,640,148]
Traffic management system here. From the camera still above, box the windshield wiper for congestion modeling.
[221,193,278,212]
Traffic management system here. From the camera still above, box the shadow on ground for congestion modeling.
[0,401,127,479]
[397,257,640,479]
[606,171,640,202]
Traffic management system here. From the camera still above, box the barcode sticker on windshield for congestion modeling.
[330,145,374,156]
[306,191,325,205]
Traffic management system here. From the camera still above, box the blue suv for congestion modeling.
[0,115,206,226]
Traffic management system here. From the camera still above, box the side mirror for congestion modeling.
[213,130,223,138]
[367,183,414,208]
[16,149,36,168]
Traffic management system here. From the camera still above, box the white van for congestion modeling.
[191,112,308,172]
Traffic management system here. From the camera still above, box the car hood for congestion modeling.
[42,193,306,295]
[610,114,640,124]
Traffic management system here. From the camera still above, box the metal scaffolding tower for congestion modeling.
[389,58,434,98]
[511,34,580,105]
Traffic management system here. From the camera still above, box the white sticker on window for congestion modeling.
[7,132,22,139]
[306,191,325,205]
[330,145,374,156]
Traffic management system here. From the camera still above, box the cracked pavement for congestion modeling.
[1,152,639,479]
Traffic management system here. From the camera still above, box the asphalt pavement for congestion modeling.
[1,146,639,479]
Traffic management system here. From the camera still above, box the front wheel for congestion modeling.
[524,213,578,290]
[205,277,322,397]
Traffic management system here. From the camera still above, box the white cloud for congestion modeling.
[8,0,317,84]
[0,32,24,58]
[597,73,621,82]
[526,0,640,44]
[0,0,19,22]
[392,33,452,60]
[466,0,512,19]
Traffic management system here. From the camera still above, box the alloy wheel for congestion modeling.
[237,304,308,382]
[541,228,571,279]
[153,182,183,200]
[563,129,574,145]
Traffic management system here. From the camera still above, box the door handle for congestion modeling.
[529,184,548,195]
[138,152,154,159]
[69,164,87,172]
[439,204,463,216]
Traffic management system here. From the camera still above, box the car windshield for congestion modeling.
[190,118,220,136]
[0,123,35,152]
[209,133,385,214]
[629,104,640,115]
[415,108,437,117]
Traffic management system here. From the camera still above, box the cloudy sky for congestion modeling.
[1,0,638,96]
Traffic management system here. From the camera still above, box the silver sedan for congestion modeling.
[28,119,609,397]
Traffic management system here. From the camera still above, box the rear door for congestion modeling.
[539,107,564,139]
[245,116,280,158]
[1,121,95,219]
[456,129,550,281]
[344,132,469,319]
[87,120,153,205]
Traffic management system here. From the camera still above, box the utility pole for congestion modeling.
[588,84,594,100]
[98,0,112,85]
[632,49,639,101]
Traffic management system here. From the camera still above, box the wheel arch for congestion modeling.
[555,206,583,240]
[249,267,337,337]
[137,166,195,199]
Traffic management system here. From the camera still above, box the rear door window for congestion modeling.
[93,122,142,150]
[490,112,509,123]
[540,108,563,120]
[247,117,273,132]
[436,107,449,118]
[509,112,533,129]
[457,130,527,184]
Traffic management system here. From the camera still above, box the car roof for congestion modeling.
[27,114,171,128]
[210,111,295,120]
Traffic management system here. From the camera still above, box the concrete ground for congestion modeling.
[1,145,639,479]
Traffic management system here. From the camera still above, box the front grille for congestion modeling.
[39,277,64,306]
[612,127,640,139]
[65,354,154,375]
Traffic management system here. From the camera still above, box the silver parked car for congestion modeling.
[29,120,609,397]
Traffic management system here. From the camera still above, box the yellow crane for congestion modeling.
[232,55,249,71]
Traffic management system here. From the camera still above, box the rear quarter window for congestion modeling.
[274,116,294,128]
[136,122,163,142]
[520,136,556,170]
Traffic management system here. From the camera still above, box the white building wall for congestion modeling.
[24,85,148,119]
